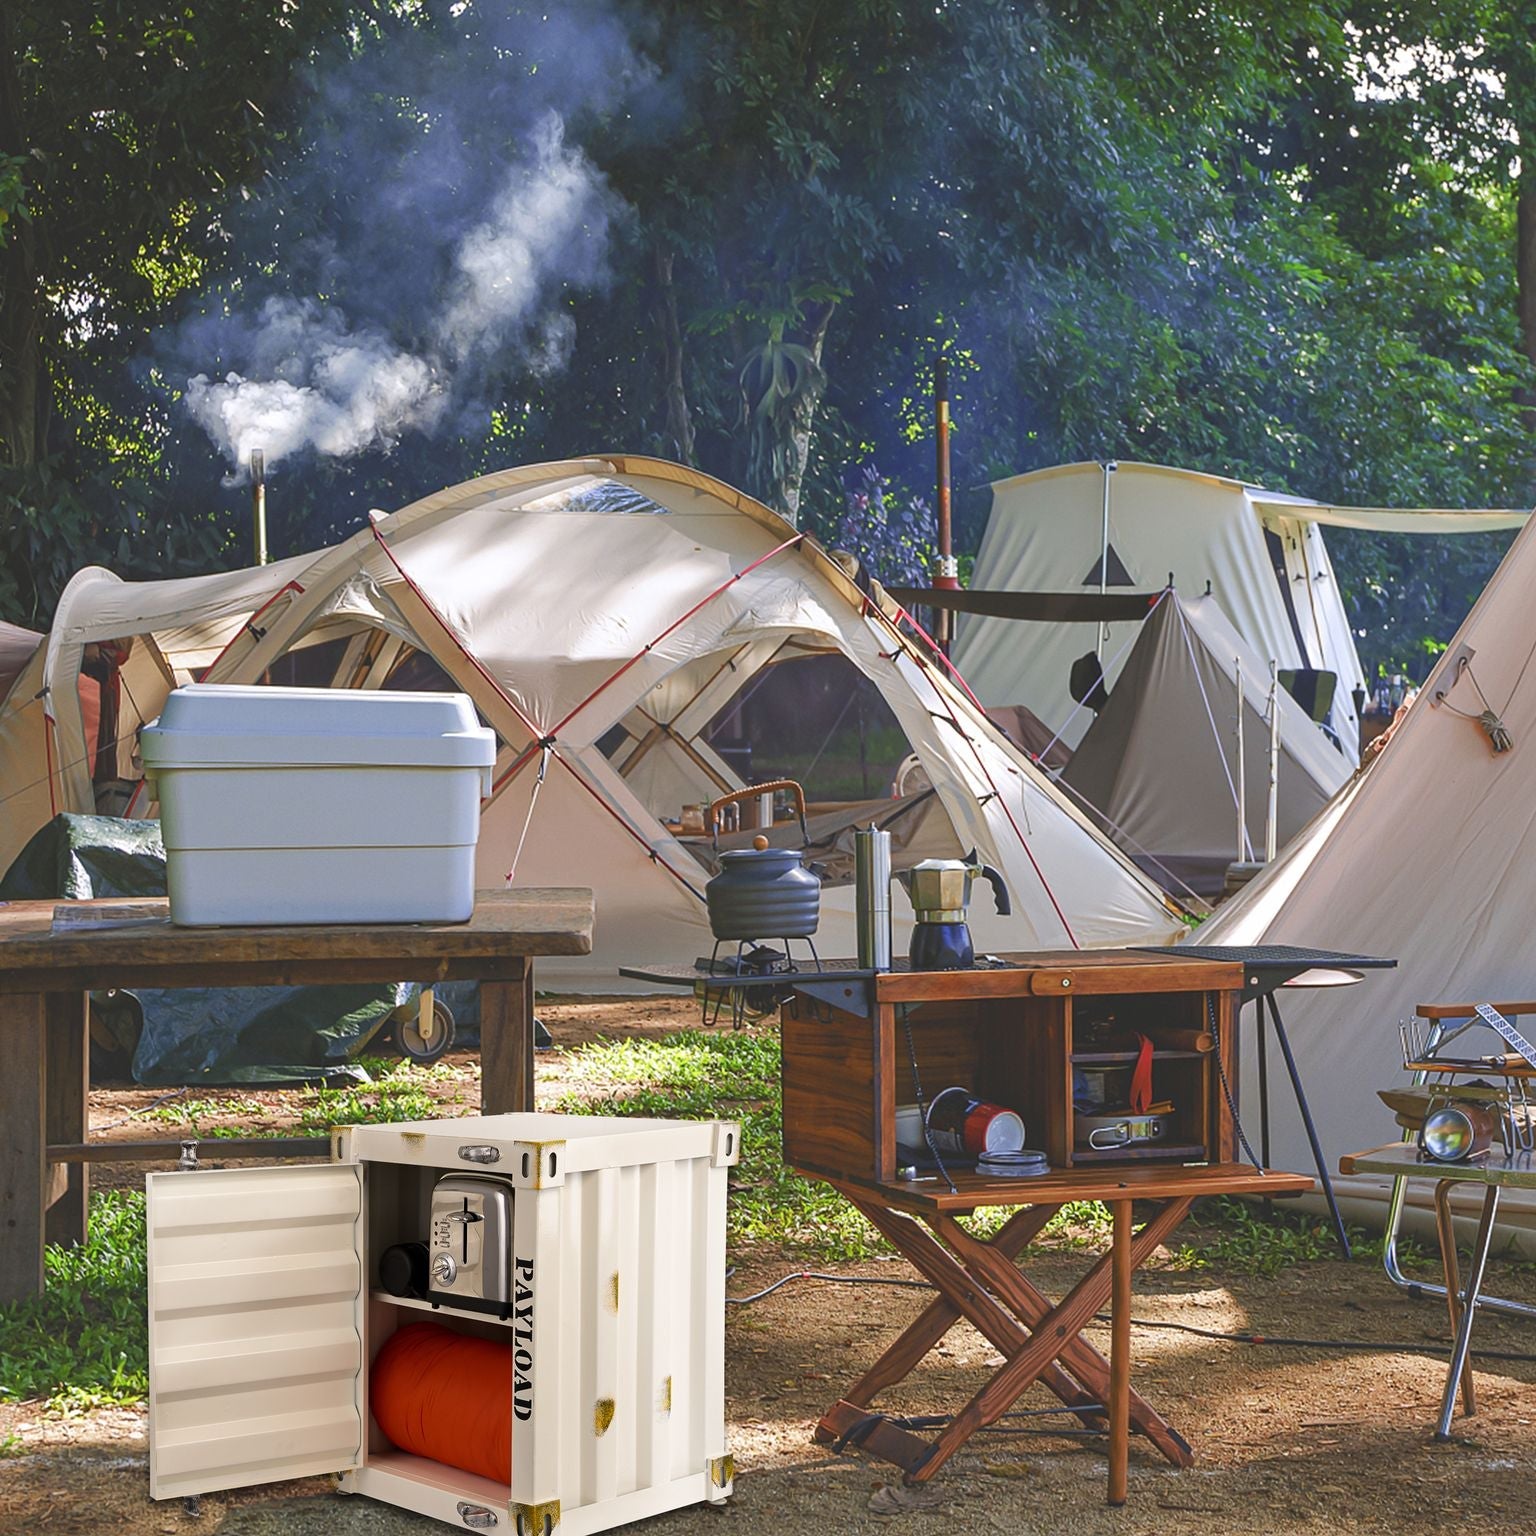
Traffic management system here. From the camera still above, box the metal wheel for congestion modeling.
[396,996,456,1063]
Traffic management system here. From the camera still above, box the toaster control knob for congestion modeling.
[431,1253,457,1287]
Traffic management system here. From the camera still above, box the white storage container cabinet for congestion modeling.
[141,683,496,925]
[147,1112,738,1535]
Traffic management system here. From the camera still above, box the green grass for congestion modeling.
[0,1027,1448,1411]
[550,1029,888,1257]
[0,1192,147,1411]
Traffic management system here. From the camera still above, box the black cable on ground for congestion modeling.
[726,1268,1536,1364]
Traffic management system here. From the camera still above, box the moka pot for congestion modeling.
[895,851,1011,970]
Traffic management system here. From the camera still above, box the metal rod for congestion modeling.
[1235,658,1246,863]
[1096,461,1116,657]
[48,1136,329,1162]
[250,448,268,566]
[1266,662,1280,863]
[1266,993,1351,1258]
[1256,999,1271,1171]
[1435,1183,1500,1440]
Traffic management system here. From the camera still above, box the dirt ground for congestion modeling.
[3,996,1534,1535]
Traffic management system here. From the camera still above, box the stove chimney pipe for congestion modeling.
[250,449,269,566]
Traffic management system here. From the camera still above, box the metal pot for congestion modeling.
[703,780,821,940]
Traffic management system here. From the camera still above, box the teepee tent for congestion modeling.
[1193,509,1536,1241]
[1059,592,1352,899]
[953,460,1527,760]
[1,458,1186,985]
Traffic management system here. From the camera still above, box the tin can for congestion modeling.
[925,1087,1025,1157]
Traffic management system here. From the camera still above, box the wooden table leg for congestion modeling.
[847,1201,1105,1425]
[1109,1200,1132,1506]
[1433,1179,1474,1417]
[44,991,89,1248]
[1435,1184,1501,1442]
[0,992,48,1303]
[934,1203,1194,1469]
[480,959,532,1114]
[898,1199,1190,1485]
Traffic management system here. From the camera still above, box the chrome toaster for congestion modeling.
[428,1173,515,1313]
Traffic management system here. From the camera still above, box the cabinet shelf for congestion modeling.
[1070,1049,1205,1064]
[368,1288,516,1325]
[1070,1142,1208,1164]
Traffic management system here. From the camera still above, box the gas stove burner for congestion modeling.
[696,936,822,1028]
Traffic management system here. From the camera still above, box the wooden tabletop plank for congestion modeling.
[875,953,1244,1002]
[0,889,593,991]
[1416,1000,1536,1019]
[1340,1144,1536,1188]
[801,1160,1312,1212]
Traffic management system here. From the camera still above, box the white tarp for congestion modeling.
[953,460,1529,762]
[1193,509,1536,1240]
[0,457,1187,984]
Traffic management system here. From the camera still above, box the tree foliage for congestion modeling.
[1,1,1532,680]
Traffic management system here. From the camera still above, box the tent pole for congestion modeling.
[1096,461,1116,657]
[1266,662,1279,863]
[1235,657,1246,862]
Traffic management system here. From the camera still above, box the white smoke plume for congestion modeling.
[437,115,616,366]
[185,299,446,468]
[185,114,621,474]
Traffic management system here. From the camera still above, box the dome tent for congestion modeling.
[6,457,1186,984]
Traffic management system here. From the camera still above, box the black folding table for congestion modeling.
[1154,944,1397,1257]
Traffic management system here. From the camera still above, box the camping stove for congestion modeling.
[696,938,822,1029]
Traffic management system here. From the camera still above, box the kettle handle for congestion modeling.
[707,780,809,849]
[976,863,1011,917]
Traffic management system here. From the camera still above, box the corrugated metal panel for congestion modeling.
[546,1153,724,1515]
[148,1164,363,1500]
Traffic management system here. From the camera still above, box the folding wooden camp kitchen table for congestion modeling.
[770,950,1313,1504]
[1340,1142,1536,1441]
[0,888,593,1304]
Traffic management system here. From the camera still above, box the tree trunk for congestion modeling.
[650,244,696,464]
[1518,157,1536,430]
[776,302,833,526]
[0,6,42,468]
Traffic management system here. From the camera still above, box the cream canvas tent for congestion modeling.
[1193,508,1536,1241]
[1,458,1187,985]
[953,460,1528,760]
[1058,592,1352,899]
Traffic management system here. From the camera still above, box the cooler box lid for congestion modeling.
[141,683,497,770]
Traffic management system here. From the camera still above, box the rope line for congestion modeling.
[1173,599,1252,861]
[868,604,1079,948]
[368,517,709,905]
[1034,587,1168,767]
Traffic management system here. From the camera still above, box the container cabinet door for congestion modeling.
[146,1163,364,1501]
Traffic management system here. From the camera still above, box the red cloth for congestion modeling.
[370,1320,513,1484]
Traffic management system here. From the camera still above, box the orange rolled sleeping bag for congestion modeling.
[370,1321,513,1484]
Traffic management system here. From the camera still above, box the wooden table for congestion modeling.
[1342,1142,1536,1440]
[777,951,1312,1503]
[810,1161,1309,1501]
[0,888,593,1303]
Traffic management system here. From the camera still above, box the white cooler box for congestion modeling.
[141,684,496,926]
